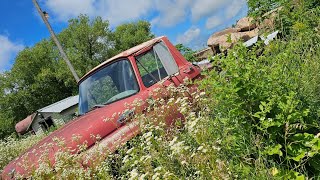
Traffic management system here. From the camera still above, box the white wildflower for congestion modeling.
[169,137,178,147]
[191,152,196,158]
[139,173,149,180]
[154,166,162,172]
[126,147,134,154]
[170,141,185,155]
[164,171,173,178]
[181,160,188,165]
[122,155,129,163]
[129,169,139,180]
[197,146,204,151]
[152,172,160,180]
[144,131,152,139]
[202,148,208,153]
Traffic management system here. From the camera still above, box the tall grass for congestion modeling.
[0,134,44,172]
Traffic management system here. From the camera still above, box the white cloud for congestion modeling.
[225,0,247,19]
[96,0,153,26]
[152,0,193,27]
[45,0,96,21]
[152,0,240,27]
[0,35,24,72]
[191,0,233,21]
[204,0,247,29]
[206,16,223,29]
[42,0,246,27]
[176,27,200,45]
[44,0,152,26]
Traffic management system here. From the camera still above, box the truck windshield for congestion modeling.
[78,59,139,115]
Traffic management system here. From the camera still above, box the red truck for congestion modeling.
[1,36,202,179]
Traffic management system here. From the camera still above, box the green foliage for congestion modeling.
[110,20,155,56]
[56,15,114,87]
[0,134,44,171]
[279,0,320,37]
[88,76,118,108]
[247,0,284,17]
[175,44,197,62]
[199,1,320,177]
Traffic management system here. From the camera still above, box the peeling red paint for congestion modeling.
[15,113,36,135]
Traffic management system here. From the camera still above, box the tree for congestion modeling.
[110,20,155,56]
[0,73,16,137]
[0,40,74,128]
[55,15,113,88]
[175,44,197,62]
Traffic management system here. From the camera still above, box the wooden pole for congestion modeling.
[32,0,80,82]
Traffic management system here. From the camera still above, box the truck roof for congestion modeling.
[79,36,165,83]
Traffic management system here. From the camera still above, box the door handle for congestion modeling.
[117,109,135,124]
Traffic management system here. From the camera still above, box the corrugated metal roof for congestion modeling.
[38,95,79,113]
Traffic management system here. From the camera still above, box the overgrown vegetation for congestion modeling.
[199,0,320,178]
[175,44,197,62]
[0,134,45,171]
[1,83,237,179]
[1,0,320,179]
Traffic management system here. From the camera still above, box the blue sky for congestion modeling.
[0,0,248,72]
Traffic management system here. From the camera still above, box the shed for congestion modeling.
[15,95,79,135]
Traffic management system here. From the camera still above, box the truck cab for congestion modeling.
[2,36,201,179]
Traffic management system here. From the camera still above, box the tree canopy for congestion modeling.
[110,21,155,55]
[175,44,197,62]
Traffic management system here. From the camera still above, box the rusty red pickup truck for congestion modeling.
[2,36,203,179]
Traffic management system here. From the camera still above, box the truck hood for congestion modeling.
[2,96,140,179]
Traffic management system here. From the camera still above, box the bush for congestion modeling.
[199,2,320,178]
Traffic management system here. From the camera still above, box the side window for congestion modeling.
[153,42,179,76]
[136,49,168,87]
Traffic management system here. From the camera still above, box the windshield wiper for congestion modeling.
[87,104,106,113]
[93,104,105,109]
[84,104,106,114]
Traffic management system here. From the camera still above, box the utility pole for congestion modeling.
[32,0,80,82]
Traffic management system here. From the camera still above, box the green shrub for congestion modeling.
[199,2,320,177]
